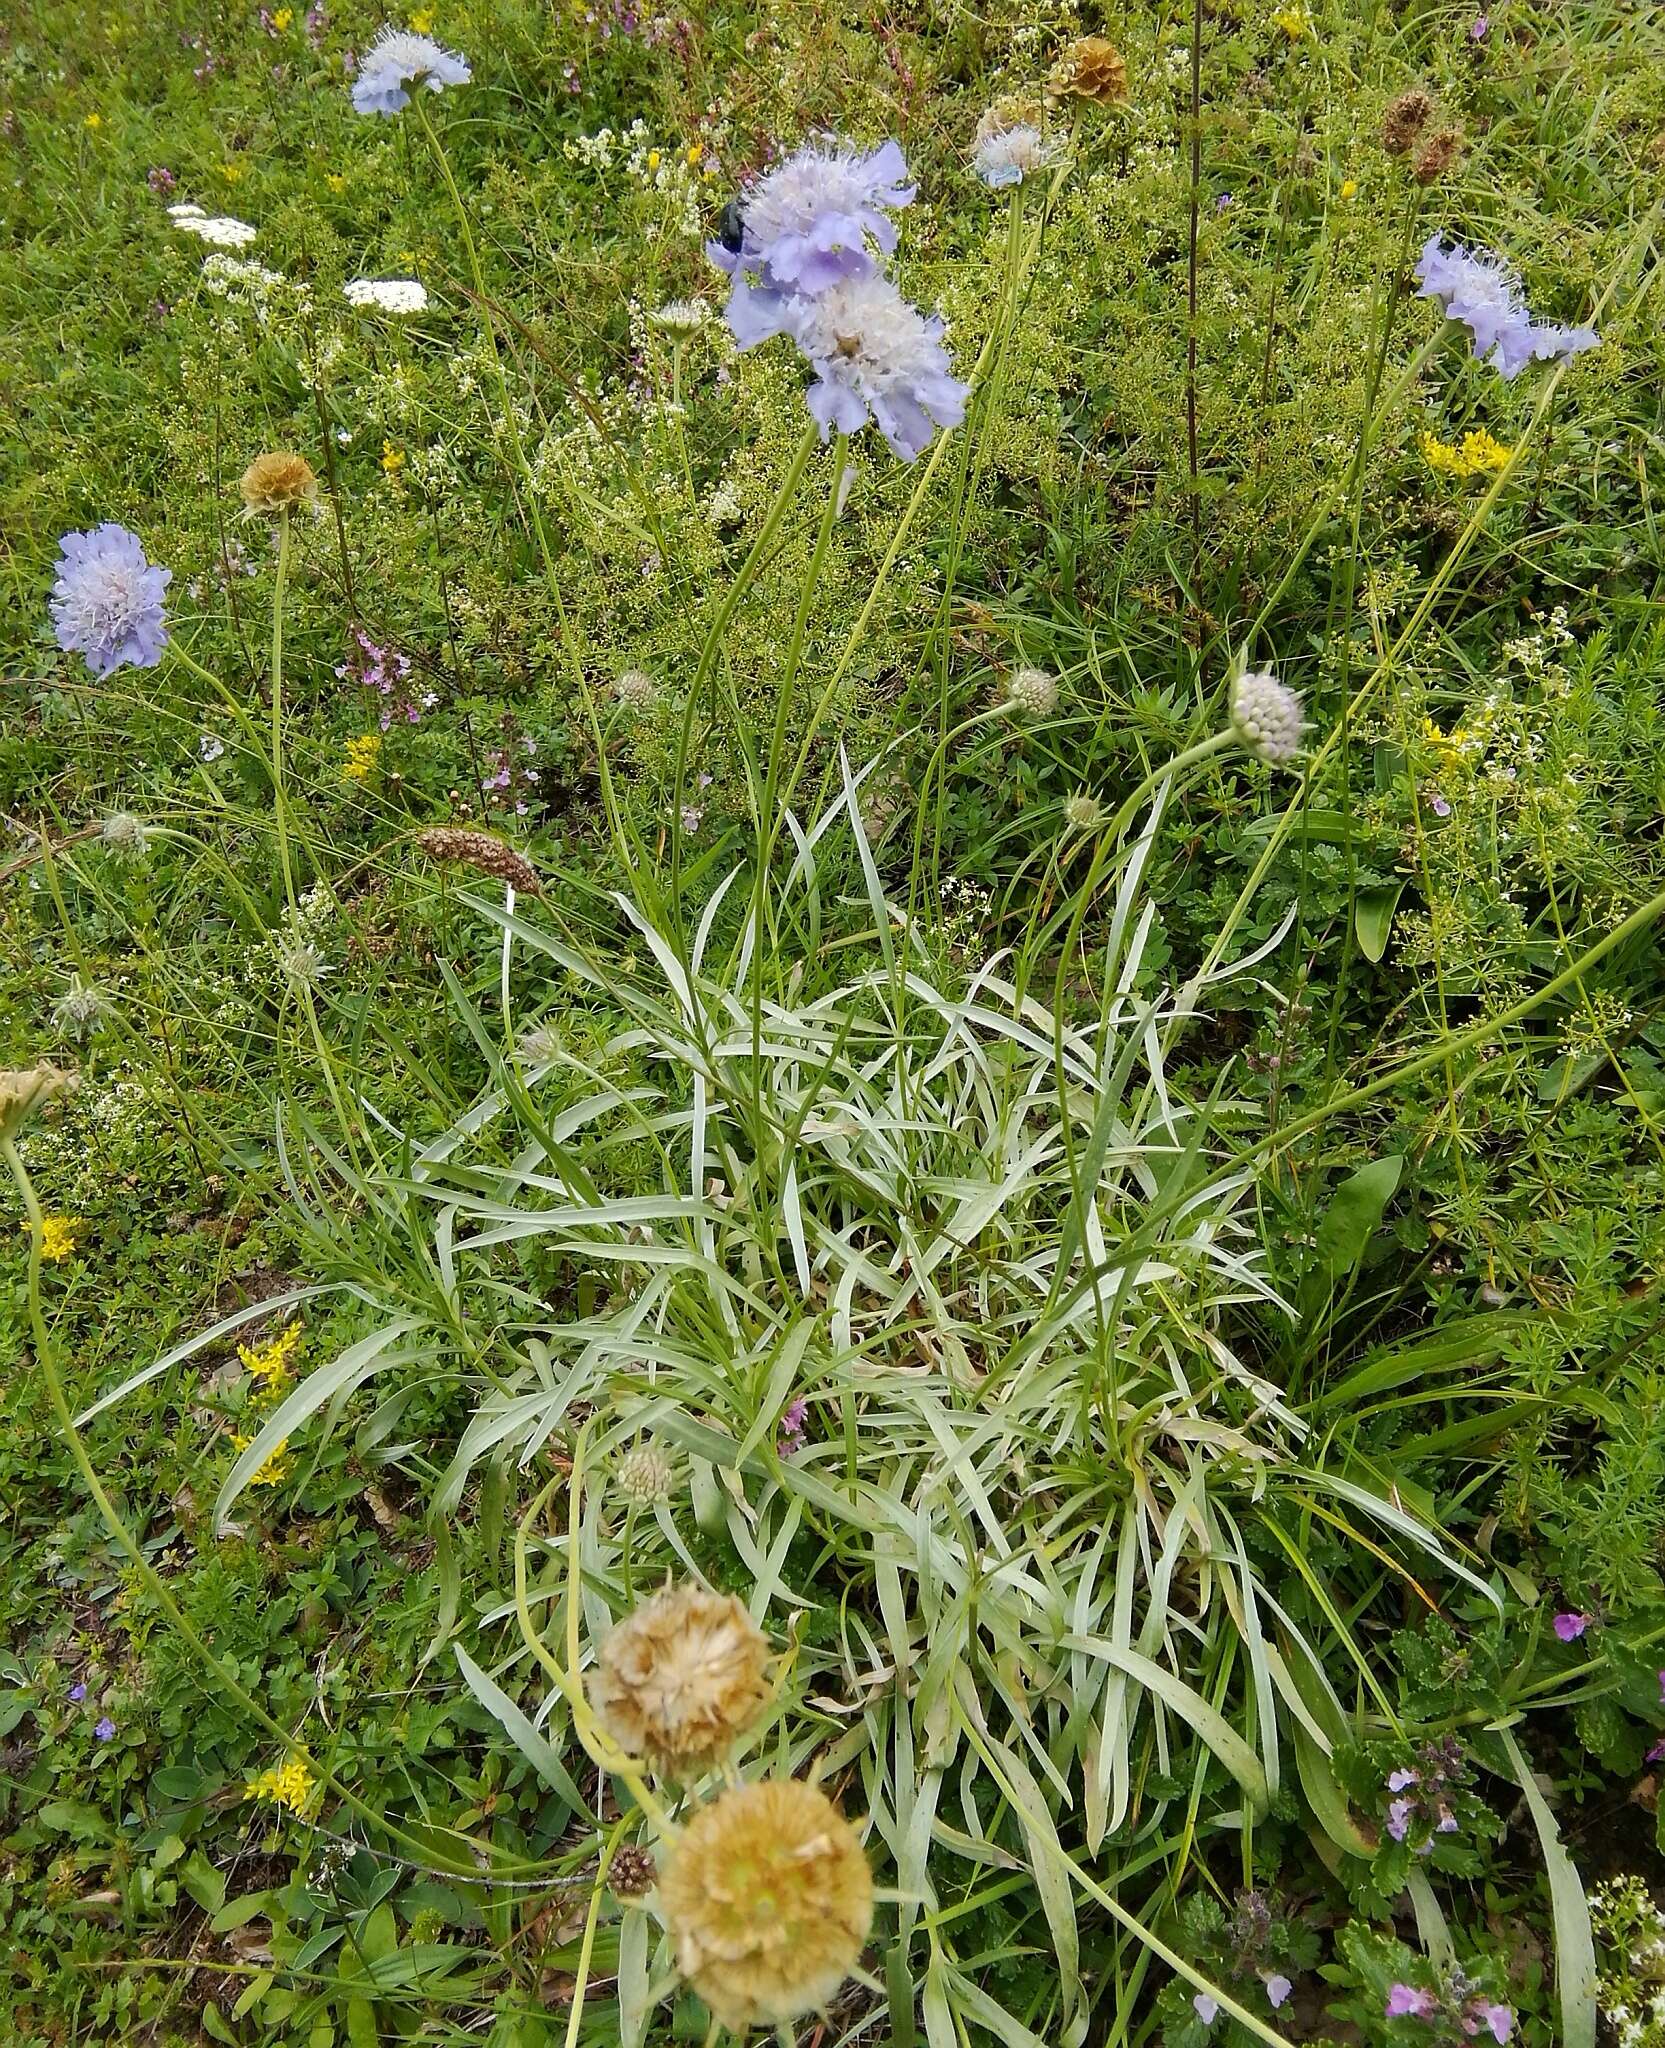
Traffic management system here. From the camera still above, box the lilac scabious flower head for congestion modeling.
[972,106,1058,189]
[1229,668,1305,764]
[94,1716,116,1742]
[712,137,913,304]
[749,272,967,463]
[350,26,471,115]
[1415,236,1599,381]
[50,524,171,679]
[1386,1983,1436,2019]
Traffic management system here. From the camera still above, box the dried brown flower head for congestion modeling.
[0,1063,78,1139]
[1047,36,1129,106]
[1413,127,1465,185]
[659,1780,873,2031]
[1381,89,1433,155]
[239,451,319,518]
[607,1844,658,1900]
[590,1581,770,1777]
[414,827,541,896]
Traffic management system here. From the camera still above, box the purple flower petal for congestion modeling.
[1192,1993,1219,2025]
[1553,1611,1590,1642]
[94,1716,116,1742]
[1387,1796,1415,1841]
[68,1681,88,1702]
[1264,1973,1293,2010]
[1386,1983,1436,2019]
[1386,1767,1420,1792]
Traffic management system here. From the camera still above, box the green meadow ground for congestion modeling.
[5,0,1665,2043]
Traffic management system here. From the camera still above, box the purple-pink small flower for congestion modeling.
[147,165,176,195]
[1264,1973,1293,2010]
[94,1716,116,1742]
[1656,1669,1665,1705]
[1386,1767,1420,1792]
[1469,13,1490,39]
[1465,2004,1512,2044]
[1648,1736,1665,1763]
[1553,1611,1590,1641]
[1386,1797,1415,1841]
[67,1681,87,1702]
[1386,1982,1436,2020]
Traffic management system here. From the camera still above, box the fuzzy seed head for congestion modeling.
[649,298,710,342]
[1048,36,1129,105]
[1230,670,1306,766]
[415,826,542,895]
[613,668,658,710]
[1004,665,1059,717]
[100,812,152,861]
[590,1581,770,1776]
[608,1843,658,1899]
[239,451,318,518]
[1381,89,1433,154]
[1413,127,1464,185]
[1063,792,1104,831]
[614,1442,675,1506]
[51,979,114,1043]
[659,1780,873,2031]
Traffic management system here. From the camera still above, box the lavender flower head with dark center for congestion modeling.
[350,25,471,114]
[50,524,171,679]
[1415,235,1598,381]
[713,137,914,341]
[739,270,967,463]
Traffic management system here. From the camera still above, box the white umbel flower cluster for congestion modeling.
[1230,669,1306,766]
[344,277,429,314]
[168,203,258,248]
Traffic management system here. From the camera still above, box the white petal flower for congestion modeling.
[171,211,258,248]
[344,277,429,314]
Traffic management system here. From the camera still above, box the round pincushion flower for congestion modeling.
[660,1779,873,2030]
[1230,669,1306,766]
[239,451,318,518]
[590,1582,770,1776]
[49,524,171,680]
[1004,666,1059,717]
[350,26,472,116]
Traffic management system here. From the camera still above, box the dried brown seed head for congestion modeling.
[414,827,541,896]
[1047,35,1129,106]
[1382,89,1434,154]
[239,451,319,518]
[589,1581,770,1777]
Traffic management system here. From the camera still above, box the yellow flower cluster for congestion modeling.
[381,442,405,475]
[343,732,382,782]
[244,1757,314,1813]
[1273,7,1309,38]
[1421,427,1513,480]
[231,1321,302,1486]
[28,1215,80,1262]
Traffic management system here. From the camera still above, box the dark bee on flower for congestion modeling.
[715,197,746,253]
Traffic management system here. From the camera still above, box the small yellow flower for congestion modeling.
[84,112,103,130]
[381,442,405,475]
[272,5,294,25]
[28,1216,80,1262]
[410,7,435,30]
[686,142,703,164]
[646,149,662,171]
[221,161,246,184]
[325,172,347,192]
[1273,7,1309,37]
[343,733,383,782]
[1340,178,1358,200]
[238,1321,304,1390]
[245,1758,314,1814]
[702,164,717,180]
[231,1430,292,1486]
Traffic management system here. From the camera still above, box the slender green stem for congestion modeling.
[270,509,296,917]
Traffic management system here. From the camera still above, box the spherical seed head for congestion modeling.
[1413,127,1464,185]
[0,1062,77,1138]
[590,1582,770,1777]
[1230,669,1306,766]
[1063,792,1104,830]
[660,1780,873,2031]
[1381,89,1433,155]
[239,451,319,518]
[1005,665,1059,717]
[649,298,709,343]
[1047,36,1129,106]
[614,1442,675,1506]
[100,812,151,861]
[608,1843,658,1900]
[51,979,113,1043]
[613,668,658,709]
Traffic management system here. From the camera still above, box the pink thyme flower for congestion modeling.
[1553,1611,1591,1641]
[1386,1983,1436,2019]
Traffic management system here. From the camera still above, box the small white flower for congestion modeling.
[707,483,743,529]
[198,733,226,763]
[1230,669,1306,766]
[1063,792,1103,830]
[613,668,657,710]
[100,812,152,862]
[648,297,710,341]
[344,277,429,315]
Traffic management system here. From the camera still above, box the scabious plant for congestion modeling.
[349,25,471,114]
[972,104,1058,187]
[49,524,171,678]
[709,136,914,313]
[1415,236,1599,380]
[767,273,969,459]
[591,1582,771,1776]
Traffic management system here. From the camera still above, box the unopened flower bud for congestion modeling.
[1230,669,1306,766]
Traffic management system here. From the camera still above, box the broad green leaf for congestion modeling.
[452,1645,587,1817]
[1354,883,1403,964]
[1502,1728,1595,2048]
[1313,1155,1403,1275]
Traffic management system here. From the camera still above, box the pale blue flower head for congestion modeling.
[1415,235,1598,381]
[712,136,915,340]
[350,25,471,115]
[736,270,966,463]
[50,524,171,679]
